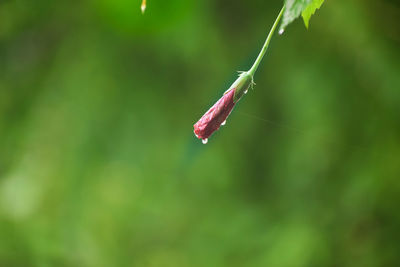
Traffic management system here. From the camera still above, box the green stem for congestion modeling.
[247,6,285,77]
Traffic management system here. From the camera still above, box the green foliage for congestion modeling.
[280,0,325,31]
[302,0,325,28]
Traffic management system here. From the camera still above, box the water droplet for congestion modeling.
[202,138,208,144]
[244,89,248,94]
[221,120,226,126]
[279,29,284,35]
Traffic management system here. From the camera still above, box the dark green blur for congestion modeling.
[1,0,400,266]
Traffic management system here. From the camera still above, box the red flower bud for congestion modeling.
[193,72,253,143]
[193,6,285,143]
[193,88,236,143]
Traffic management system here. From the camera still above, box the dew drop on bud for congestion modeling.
[202,138,208,144]
[244,89,248,94]
[221,120,226,126]
[279,29,284,35]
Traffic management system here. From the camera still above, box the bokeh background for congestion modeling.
[1,0,400,266]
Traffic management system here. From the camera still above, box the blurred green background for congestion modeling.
[1,0,400,266]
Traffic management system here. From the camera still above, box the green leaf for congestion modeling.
[280,0,325,32]
[280,0,311,32]
[302,0,324,28]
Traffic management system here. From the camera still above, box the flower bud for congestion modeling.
[193,72,253,142]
